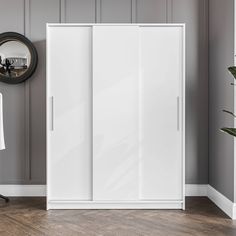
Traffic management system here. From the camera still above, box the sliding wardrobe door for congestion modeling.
[47,26,92,201]
[139,26,184,200]
[93,26,139,200]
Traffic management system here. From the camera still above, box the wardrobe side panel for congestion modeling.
[93,26,139,201]
[139,26,183,200]
[47,26,92,200]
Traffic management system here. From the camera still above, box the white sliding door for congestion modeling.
[93,26,139,201]
[47,26,92,201]
[139,26,184,200]
[47,24,185,209]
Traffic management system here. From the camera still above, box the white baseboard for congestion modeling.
[0,185,46,197]
[233,204,236,219]
[185,184,208,196]
[186,184,236,219]
[207,185,235,219]
[1,184,203,198]
[0,184,235,219]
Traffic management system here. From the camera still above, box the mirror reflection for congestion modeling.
[0,40,31,78]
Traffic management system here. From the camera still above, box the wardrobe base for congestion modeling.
[47,200,184,210]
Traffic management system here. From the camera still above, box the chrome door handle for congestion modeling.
[51,96,54,131]
[177,96,180,131]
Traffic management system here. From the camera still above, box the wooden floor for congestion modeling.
[0,197,236,236]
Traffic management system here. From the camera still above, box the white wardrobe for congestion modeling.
[46,24,185,210]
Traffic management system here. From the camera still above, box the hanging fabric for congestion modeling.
[0,93,5,150]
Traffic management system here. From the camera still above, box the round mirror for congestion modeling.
[0,32,38,84]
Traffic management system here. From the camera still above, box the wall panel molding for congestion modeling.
[0,0,209,186]
[95,0,101,23]
[62,0,96,23]
[24,0,32,181]
[136,0,167,23]
[100,0,132,23]
[131,0,137,23]
[60,0,66,23]
[172,0,209,184]
[0,0,26,184]
[166,0,173,23]
[26,0,60,184]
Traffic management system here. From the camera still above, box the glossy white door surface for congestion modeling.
[47,26,92,200]
[93,26,139,200]
[139,26,183,200]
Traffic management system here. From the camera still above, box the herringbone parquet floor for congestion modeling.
[0,197,235,236]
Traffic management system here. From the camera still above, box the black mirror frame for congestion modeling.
[0,32,38,84]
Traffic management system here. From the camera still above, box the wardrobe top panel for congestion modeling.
[47,23,185,27]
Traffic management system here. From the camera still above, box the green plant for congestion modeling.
[221,67,236,137]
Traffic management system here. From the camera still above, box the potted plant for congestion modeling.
[221,67,236,136]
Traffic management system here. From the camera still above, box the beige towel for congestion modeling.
[0,93,5,150]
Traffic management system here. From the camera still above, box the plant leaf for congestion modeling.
[228,67,236,80]
[222,110,236,118]
[220,128,236,137]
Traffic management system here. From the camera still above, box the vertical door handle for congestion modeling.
[51,96,54,131]
[177,96,180,131]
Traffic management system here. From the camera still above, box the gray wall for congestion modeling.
[209,0,235,201]
[0,0,209,185]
